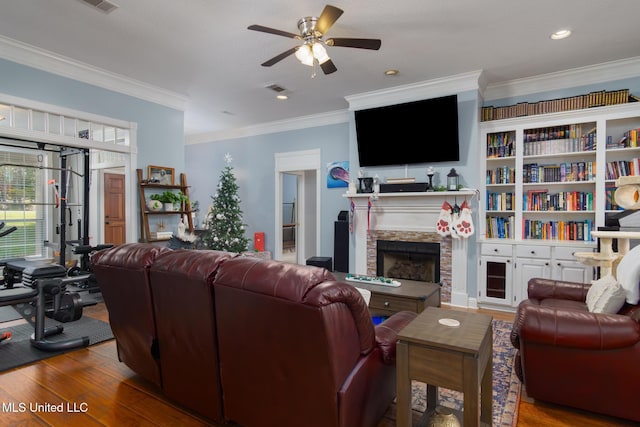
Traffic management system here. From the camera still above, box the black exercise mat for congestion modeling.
[0,306,23,323]
[0,315,114,372]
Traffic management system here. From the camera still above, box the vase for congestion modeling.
[163,203,175,211]
[426,406,460,427]
[147,200,163,211]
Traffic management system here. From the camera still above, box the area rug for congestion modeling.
[410,319,520,426]
[0,312,113,373]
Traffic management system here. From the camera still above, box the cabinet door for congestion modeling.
[553,259,593,283]
[515,258,551,305]
[479,255,513,307]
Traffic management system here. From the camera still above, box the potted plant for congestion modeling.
[150,191,189,211]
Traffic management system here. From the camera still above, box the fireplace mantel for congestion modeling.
[343,190,476,307]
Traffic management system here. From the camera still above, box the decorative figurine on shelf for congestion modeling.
[426,166,435,191]
[357,168,374,193]
[447,168,460,191]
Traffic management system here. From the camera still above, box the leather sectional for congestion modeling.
[91,243,418,427]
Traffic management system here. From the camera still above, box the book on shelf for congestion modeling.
[150,231,173,240]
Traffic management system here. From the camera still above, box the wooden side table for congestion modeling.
[396,307,493,426]
[333,272,441,315]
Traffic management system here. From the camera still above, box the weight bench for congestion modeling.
[0,261,89,351]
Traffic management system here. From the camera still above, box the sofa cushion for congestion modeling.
[615,244,640,304]
[586,274,627,314]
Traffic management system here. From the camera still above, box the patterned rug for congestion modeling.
[410,319,520,426]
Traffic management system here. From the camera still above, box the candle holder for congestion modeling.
[426,167,435,191]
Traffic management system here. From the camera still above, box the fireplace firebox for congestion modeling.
[376,240,440,283]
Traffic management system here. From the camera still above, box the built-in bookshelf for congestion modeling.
[478,103,640,310]
[480,102,640,244]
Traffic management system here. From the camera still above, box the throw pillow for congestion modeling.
[615,244,640,305]
[586,274,627,314]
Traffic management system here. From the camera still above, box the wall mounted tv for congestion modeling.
[354,94,459,167]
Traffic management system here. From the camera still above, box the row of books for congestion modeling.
[523,161,595,183]
[481,89,633,122]
[524,124,591,142]
[522,133,596,156]
[486,131,516,158]
[487,192,514,211]
[485,216,514,239]
[605,159,640,180]
[523,219,594,242]
[523,190,594,212]
[607,130,640,148]
[486,166,516,184]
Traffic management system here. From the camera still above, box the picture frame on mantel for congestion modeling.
[148,165,174,185]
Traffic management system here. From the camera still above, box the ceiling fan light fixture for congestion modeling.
[312,43,330,64]
[550,29,572,40]
[295,44,314,66]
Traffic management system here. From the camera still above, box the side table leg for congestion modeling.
[396,340,411,427]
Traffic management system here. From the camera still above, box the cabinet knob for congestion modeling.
[557,262,562,266]
[494,248,498,252]
[545,262,549,266]
[530,250,536,254]
[384,301,390,307]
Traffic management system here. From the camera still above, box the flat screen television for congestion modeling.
[354,94,459,167]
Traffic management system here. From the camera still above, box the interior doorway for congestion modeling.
[281,172,298,262]
[274,149,321,264]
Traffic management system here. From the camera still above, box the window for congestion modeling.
[0,149,47,258]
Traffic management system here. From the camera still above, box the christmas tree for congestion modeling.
[201,154,249,252]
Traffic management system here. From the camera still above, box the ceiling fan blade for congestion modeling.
[320,59,337,75]
[248,24,300,40]
[261,47,298,67]
[326,38,381,50]
[316,5,344,35]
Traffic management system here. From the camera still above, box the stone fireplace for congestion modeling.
[346,191,474,306]
[376,240,440,282]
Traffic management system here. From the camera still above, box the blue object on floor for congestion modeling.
[371,315,389,325]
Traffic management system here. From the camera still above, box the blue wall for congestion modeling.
[0,58,185,172]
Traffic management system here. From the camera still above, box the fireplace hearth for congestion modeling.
[377,240,440,283]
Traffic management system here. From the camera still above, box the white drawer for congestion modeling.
[516,245,551,259]
[554,246,589,260]
[481,243,512,257]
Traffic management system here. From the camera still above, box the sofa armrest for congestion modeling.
[520,304,640,350]
[374,311,418,365]
[527,277,589,302]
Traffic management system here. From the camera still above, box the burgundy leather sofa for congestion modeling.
[510,277,640,422]
[90,243,171,387]
[92,244,418,426]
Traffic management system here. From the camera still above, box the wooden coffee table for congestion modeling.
[396,307,493,426]
[333,272,440,315]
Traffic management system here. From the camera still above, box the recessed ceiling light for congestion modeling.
[550,29,572,40]
[384,69,399,76]
[276,95,288,100]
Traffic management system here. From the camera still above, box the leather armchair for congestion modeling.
[91,243,171,387]
[511,277,640,422]
[213,256,418,427]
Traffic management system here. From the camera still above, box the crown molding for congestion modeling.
[185,109,350,145]
[483,56,640,101]
[0,35,187,111]
[345,70,483,111]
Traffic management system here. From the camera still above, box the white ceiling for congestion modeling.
[1,0,639,139]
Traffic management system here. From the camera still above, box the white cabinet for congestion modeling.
[479,242,593,310]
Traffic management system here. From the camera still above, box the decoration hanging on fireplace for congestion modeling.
[452,199,475,238]
[436,199,474,239]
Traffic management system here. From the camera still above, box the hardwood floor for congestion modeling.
[0,302,635,426]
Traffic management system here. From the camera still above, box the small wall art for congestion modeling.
[148,165,175,185]
[327,161,349,188]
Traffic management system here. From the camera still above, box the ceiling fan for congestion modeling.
[248,4,381,75]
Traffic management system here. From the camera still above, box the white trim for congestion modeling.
[483,56,640,101]
[0,35,187,111]
[186,110,349,145]
[345,70,483,111]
